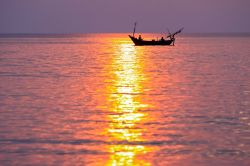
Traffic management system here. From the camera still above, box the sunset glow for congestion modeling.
[1,1,249,163]
[105,43,150,165]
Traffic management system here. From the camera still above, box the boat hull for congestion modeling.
[129,35,173,46]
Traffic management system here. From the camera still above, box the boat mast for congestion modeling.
[133,22,137,37]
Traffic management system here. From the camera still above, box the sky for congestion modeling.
[0,0,250,33]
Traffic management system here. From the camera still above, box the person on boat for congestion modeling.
[160,37,165,41]
[172,37,175,46]
[138,35,142,41]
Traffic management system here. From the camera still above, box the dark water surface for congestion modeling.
[0,34,250,166]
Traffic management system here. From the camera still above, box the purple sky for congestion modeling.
[0,0,250,33]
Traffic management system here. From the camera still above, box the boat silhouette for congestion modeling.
[129,22,183,46]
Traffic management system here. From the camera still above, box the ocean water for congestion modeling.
[0,34,250,166]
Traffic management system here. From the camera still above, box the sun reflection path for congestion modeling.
[106,44,151,166]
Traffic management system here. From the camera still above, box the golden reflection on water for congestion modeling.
[106,43,151,166]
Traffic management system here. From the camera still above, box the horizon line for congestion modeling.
[1,32,250,35]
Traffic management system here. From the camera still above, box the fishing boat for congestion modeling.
[129,22,183,46]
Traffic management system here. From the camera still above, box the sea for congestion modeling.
[0,33,250,166]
